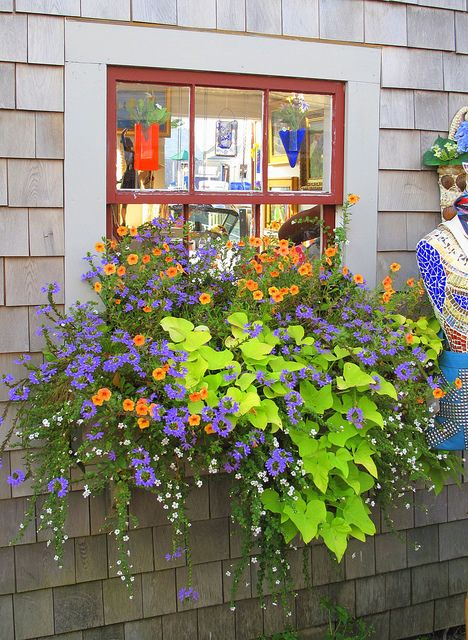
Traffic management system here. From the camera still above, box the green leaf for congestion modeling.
[236,373,257,391]
[280,519,298,544]
[160,316,194,342]
[240,339,273,361]
[353,442,378,478]
[261,399,283,429]
[357,396,384,428]
[184,356,208,387]
[283,499,327,544]
[338,362,376,389]
[331,448,352,478]
[302,451,333,493]
[227,312,249,328]
[319,517,352,562]
[247,408,268,430]
[287,325,305,345]
[238,391,261,415]
[300,381,333,415]
[327,422,358,447]
[369,373,398,400]
[178,330,211,351]
[261,488,283,514]
[198,346,234,370]
[342,495,376,536]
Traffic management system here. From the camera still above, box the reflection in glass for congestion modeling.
[195,88,263,192]
[268,92,332,193]
[188,204,252,247]
[116,83,190,191]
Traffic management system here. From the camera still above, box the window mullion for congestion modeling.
[262,88,269,195]
[189,84,196,194]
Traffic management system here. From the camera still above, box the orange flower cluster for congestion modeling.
[91,387,112,406]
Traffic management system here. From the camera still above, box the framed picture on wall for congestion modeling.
[265,177,299,226]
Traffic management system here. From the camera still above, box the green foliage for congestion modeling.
[321,599,374,640]
[0,195,459,629]
[423,135,468,166]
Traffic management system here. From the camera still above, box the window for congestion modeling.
[107,67,344,244]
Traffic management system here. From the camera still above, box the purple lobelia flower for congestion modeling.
[8,469,25,487]
[346,407,364,429]
[178,586,199,602]
[48,476,69,498]
[134,466,157,487]
[131,447,151,468]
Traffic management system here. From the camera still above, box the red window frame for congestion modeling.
[107,66,345,237]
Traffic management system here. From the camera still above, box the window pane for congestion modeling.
[116,83,190,191]
[188,204,252,245]
[261,203,323,256]
[268,92,332,193]
[195,88,263,192]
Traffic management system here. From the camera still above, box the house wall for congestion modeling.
[0,1,467,639]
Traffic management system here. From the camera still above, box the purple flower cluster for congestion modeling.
[47,477,69,498]
[346,407,364,429]
[265,448,294,477]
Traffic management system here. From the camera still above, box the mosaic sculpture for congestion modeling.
[416,193,468,450]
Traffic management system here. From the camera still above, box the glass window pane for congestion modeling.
[268,92,332,193]
[188,204,252,247]
[195,88,263,192]
[116,82,190,191]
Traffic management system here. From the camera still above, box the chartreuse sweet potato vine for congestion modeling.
[0,196,459,622]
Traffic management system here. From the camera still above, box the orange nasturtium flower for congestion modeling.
[109,239,117,250]
[94,282,102,293]
[97,388,112,401]
[103,263,116,276]
[133,335,145,347]
[127,254,139,265]
[116,226,128,236]
[390,262,401,272]
[91,394,103,406]
[342,266,349,276]
[204,423,215,434]
[382,291,392,303]
[246,279,258,292]
[406,278,415,287]
[298,264,310,276]
[405,333,414,345]
[433,388,446,399]
[290,285,299,295]
[354,274,364,285]
[188,414,201,427]
[95,242,105,253]
[136,403,149,416]
[252,262,263,274]
[199,293,211,305]
[152,368,166,381]
[249,236,262,248]
[166,267,178,278]
[138,418,150,430]
[455,377,463,390]
[270,270,280,278]
[142,254,151,264]
[382,276,393,290]
[225,241,233,249]
[123,399,135,411]
[268,286,279,296]
[143,306,152,313]
[272,292,284,303]
[152,247,162,257]
[348,194,360,205]
[189,391,202,402]
[416,397,425,404]
[117,265,126,277]
[253,290,263,301]
[325,246,337,258]
[129,226,138,236]
[200,387,208,400]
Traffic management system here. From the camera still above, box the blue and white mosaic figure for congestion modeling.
[416,193,468,450]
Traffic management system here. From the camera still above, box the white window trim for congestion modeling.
[65,20,381,306]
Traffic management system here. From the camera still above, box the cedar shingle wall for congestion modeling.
[0,2,467,638]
